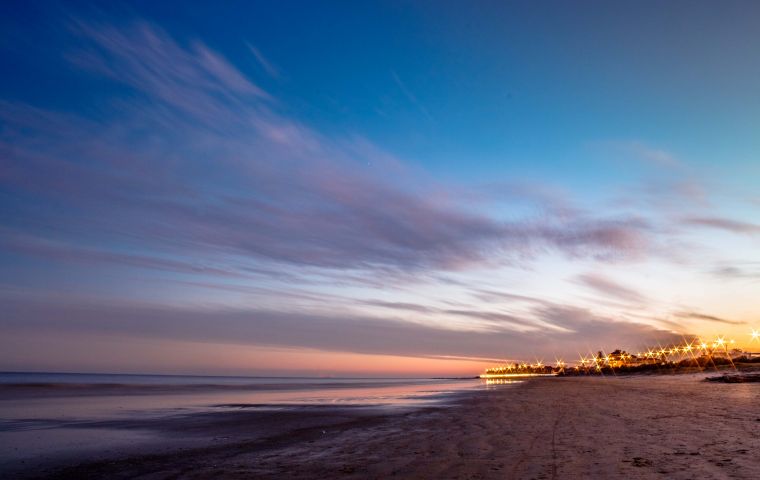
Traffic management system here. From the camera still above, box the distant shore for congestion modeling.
[6,371,760,479]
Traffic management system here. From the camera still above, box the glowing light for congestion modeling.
[482,332,748,380]
[751,329,760,341]
[481,373,556,380]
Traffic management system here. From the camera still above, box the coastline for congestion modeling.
[0,376,478,478]
[5,373,760,479]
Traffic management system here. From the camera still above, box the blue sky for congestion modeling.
[2,1,760,376]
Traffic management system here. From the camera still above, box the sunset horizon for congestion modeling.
[2,2,760,478]
[3,2,760,379]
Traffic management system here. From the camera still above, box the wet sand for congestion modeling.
[8,373,760,479]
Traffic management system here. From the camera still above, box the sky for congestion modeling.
[1,1,760,377]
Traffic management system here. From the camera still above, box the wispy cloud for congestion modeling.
[68,19,271,124]
[575,273,646,303]
[0,19,659,277]
[0,297,685,361]
[673,311,745,326]
[391,70,434,122]
[358,299,436,314]
[626,142,682,169]
[709,264,760,281]
[247,43,280,78]
[469,289,550,306]
[1,16,740,373]
[598,140,683,170]
[682,216,760,235]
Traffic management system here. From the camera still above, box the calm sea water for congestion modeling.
[0,371,481,406]
[0,371,473,387]
[0,371,483,422]
[0,372,488,471]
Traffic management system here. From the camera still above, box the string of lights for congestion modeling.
[481,329,760,378]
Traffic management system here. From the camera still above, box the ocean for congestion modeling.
[0,371,487,472]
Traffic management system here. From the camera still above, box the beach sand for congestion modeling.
[10,373,760,479]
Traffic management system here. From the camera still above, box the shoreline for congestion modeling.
[3,392,469,479]
[5,373,760,479]
[0,379,479,478]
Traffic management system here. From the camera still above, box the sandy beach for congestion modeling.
[3,373,758,479]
